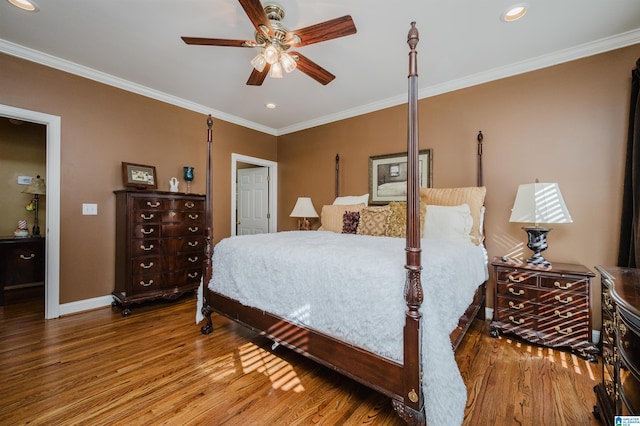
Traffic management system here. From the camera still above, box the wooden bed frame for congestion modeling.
[199,23,485,425]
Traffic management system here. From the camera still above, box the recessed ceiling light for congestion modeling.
[502,3,528,22]
[7,0,39,12]
[265,103,277,109]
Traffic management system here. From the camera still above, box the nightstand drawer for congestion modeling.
[496,268,537,286]
[496,282,537,299]
[540,276,588,293]
[496,296,536,315]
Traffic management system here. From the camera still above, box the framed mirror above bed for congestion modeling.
[368,149,432,204]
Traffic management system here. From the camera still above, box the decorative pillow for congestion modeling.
[320,203,366,233]
[385,201,427,238]
[423,204,474,241]
[357,205,392,236]
[333,194,369,206]
[419,187,486,244]
[342,211,360,234]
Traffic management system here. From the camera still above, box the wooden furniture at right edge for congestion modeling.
[490,257,598,361]
[593,266,640,423]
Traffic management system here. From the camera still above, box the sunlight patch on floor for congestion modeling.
[239,342,305,393]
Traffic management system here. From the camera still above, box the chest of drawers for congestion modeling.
[113,190,205,316]
[490,257,598,361]
[0,236,45,305]
[593,266,640,423]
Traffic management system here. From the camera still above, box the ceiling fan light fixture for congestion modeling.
[280,52,297,73]
[263,44,280,65]
[250,53,267,72]
[269,62,283,78]
[502,3,528,22]
[7,0,39,11]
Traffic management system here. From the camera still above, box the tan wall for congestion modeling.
[0,118,46,236]
[278,44,640,328]
[0,53,277,304]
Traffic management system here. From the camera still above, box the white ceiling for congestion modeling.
[1,0,640,135]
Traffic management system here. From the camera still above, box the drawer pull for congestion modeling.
[508,301,524,310]
[189,226,199,233]
[188,241,199,247]
[140,244,154,251]
[508,274,525,283]
[140,213,154,220]
[554,326,573,335]
[140,280,154,287]
[508,288,525,296]
[146,201,161,208]
[185,202,195,209]
[554,295,573,304]
[189,214,199,219]
[188,272,199,278]
[554,309,572,319]
[141,228,154,235]
[508,316,525,325]
[554,281,573,290]
[188,256,199,263]
[140,262,154,269]
[19,253,35,260]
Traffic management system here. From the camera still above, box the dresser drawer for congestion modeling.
[132,197,171,210]
[132,210,161,223]
[131,239,161,256]
[133,224,160,238]
[163,237,204,254]
[496,296,536,315]
[618,307,640,379]
[495,309,536,328]
[540,276,588,293]
[130,274,164,293]
[132,257,162,275]
[175,199,205,211]
[496,282,537,299]
[161,222,203,237]
[496,268,537,286]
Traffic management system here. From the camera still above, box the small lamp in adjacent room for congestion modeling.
[22,174,46,236]
[290,197,319,230]
[509,181,572,266]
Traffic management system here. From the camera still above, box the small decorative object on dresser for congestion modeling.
[593,266,640,423]
[183,166,194,194]
[122,162,157,190]
[112,189,205,316]
[490,257,598,361]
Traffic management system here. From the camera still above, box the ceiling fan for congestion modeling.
[181,0,357,86]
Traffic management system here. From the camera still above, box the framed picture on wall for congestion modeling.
[368,149,432,204]
[122,162,157,189]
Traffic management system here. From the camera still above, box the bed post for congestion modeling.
[200,114,215,335]
[392,22,426,425]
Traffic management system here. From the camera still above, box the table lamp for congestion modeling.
[22,175,46,236]
[290,197,318,231]
[509,181,572,266]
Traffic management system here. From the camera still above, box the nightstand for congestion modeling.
[0,236,46,305]
[490,257,598,361]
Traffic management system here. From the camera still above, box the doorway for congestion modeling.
[231,153,277,236]
[0,104,61,319]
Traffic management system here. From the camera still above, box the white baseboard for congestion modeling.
[485,307,493,321]
[58,295,113,316]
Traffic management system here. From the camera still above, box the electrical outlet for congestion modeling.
[82,203,98,215]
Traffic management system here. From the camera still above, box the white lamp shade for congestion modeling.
[509,182,573,225]
[290,197,318,218]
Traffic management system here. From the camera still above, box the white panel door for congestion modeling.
[237,167,269,235]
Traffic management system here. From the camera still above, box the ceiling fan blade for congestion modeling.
[181,37,256,47]
[247,64,270,86]
[239,0,273,36]
[287,16,357,47]
[290,52,335,85]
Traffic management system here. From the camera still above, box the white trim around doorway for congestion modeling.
[0,104,61,319]
[231,153,277,236]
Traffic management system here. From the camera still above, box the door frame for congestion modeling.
[0,104,61,319]
[231,153,277,236]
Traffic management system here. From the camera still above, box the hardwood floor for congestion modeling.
[0,289,601,425]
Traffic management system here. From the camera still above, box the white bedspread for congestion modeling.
[202,231,488,425]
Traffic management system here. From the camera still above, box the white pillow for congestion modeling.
[423,204,473,241]
[332,194,369,206]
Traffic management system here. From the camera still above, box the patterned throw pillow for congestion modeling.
[385,201,427,238]
[357,205,392,236]
[342,211,360,234]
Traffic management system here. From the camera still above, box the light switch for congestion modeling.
[18,176,32,185]
[82,203,98,215]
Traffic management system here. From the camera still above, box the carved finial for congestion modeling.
[207,114,213,129]
[407,22,419,49]
[477,130,483,142]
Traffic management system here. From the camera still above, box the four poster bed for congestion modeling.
[197,23,488,425]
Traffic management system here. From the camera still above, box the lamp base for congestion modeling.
[299,218,311,231]
[523,226,551,266]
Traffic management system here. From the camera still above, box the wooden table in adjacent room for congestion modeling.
[0,236,45,305]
